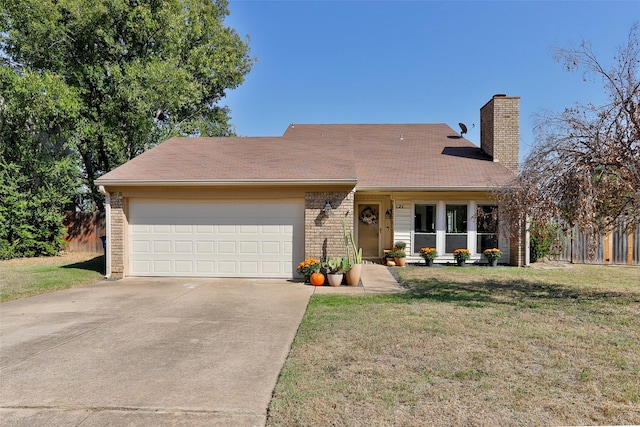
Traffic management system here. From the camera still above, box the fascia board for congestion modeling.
[95,179,359,187]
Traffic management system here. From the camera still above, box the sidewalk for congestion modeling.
[311,263,405,295]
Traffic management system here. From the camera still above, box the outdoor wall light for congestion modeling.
[322,201,333,217]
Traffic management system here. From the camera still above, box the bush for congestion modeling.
[530,222,564,262]
[0,163,70,259]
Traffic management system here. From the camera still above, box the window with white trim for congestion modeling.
[445,204,467,253]
[476,205,498,253]
[413,204,436,253]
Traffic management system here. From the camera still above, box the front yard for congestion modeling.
[267,264,640,426]
[0,252,105,302]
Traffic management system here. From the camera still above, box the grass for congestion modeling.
[0,252,105,302]
[267,264,640,426]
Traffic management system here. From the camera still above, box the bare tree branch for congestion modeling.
[498,24,640,254]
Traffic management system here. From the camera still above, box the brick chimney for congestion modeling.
[480,94,520,174]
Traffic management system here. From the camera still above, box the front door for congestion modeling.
[357,203,381,259]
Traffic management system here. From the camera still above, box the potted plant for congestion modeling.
[323,256,348,286]
[296,258,323,285]
[342,220,363,286]
[393,241,407,251]
[453,248,471,266]
[419,247,438,266]
[384,250,396,266]
[482,248,502,267]
[393,249,406,267]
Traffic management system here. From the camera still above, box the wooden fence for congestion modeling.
[63,211,106,253]
[559,225,639,266]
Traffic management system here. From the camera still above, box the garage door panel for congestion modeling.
[175,261,194,274]
[128,199,303,278]
[132,240,150,253]
[239,241,258,254]
[262,241,280,254]
[174,241,193,253]
[196,241,215,254]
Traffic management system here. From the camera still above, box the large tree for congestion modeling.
[0,68,81,258]
[498,24,640,243]
[1,0,253,208]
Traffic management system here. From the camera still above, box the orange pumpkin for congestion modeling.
[310,272,325,286]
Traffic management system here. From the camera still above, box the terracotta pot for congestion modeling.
[310,272,325,286]
[394,257,406,267]
[346,264,362,286]
[327,273,343,287]
[386,259,396,267]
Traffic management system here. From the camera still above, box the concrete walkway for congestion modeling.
[311,263,404,294]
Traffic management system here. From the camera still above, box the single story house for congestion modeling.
[96,94,526,279]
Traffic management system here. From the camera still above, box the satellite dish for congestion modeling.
[459,122,468,136]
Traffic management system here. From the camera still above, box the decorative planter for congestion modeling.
[456,259,466,267]
[425,258,434,267]
[394,257,406,267]
[489,259,498,267]
[310,272,325,286]
[327,273,343,287]
[346,264,362,286]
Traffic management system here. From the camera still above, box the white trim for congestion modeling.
[97,186,111,279]
[356,186,501,192]
[95,179,358,187]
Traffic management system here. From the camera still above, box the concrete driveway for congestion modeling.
[0,277,313,426]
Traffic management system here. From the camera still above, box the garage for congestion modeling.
[128,199,304,278]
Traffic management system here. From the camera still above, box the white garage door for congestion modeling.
[128,199,304,278]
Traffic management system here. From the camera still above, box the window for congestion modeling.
[445,205,467,252]
[414,204,436,253]
[476,205,498,253]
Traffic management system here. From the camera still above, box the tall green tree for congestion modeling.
[0,67,81,258]
[1,0,253,208]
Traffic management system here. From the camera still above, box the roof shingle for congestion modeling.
[96,123,515,189]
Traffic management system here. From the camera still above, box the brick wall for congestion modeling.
[480,94,520,175]
[305,191,355,260]
[508,217,528,267]
[109,192,125,279]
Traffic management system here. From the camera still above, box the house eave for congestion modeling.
[95,178,359,187]
[355,185,503,192]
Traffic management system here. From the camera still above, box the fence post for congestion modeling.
[628,229,634,266]
[604,231,613,265]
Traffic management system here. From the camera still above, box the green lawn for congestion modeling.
[0,252,105,302]
[267,264,640,426]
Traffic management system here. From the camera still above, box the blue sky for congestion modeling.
[223,1,636,159]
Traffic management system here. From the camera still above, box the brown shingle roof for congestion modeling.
[96,136,357,185]
[96,124,515,189]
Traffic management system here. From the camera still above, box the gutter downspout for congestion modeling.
[97,186,111,279]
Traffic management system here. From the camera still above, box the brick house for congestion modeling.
[96,94,524,279]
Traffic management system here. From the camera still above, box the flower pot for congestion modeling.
[456,259,466,267]
[346,264,362,286]
[394,257,406,267]
[489,259,498,267]
[310,272,325,286]
[386,259,396,267]
[425,258,434,267]
[327,273,343,287]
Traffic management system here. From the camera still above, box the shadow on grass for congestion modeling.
[401,277,638,307]
[61,255,105,275]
